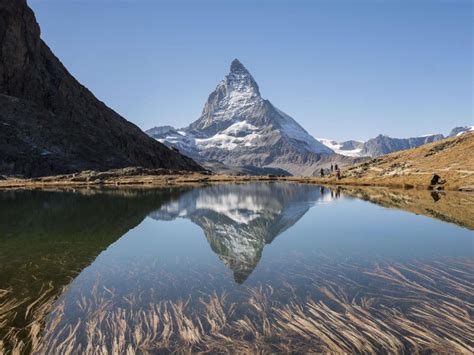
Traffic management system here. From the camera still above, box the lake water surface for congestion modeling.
[0,183,472,353]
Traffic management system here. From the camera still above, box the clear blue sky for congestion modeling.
[29,0,472,141]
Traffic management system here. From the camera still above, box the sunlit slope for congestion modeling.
[341,132,474,190]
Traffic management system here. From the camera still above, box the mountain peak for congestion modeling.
[226,59,260,97]
[230,59,248,74]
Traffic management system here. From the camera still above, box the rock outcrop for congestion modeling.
[0,0,203,177]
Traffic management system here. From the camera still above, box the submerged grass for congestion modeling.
[0,257,472,354]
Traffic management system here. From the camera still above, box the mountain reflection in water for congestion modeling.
[149,183,327,283]
[0,183,472,353]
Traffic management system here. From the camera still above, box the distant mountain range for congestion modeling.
[318,126,473,158]
[147,59,360,176]
[0,0,202,178]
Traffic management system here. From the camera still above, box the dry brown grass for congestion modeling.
[0,283,59,354]
[1,257,472,354]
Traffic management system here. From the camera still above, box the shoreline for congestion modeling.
[0,171,472,192]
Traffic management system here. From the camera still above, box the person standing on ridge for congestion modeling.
[330,164,334,172]
[320,168,324,177]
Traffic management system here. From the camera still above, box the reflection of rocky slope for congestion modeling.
[339,186,474,230]
[150,183,322,283]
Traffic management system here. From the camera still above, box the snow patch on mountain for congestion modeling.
[449,126,473,137]
[195,121,261,150]
[317,138,364,157]
[195,192,269,224]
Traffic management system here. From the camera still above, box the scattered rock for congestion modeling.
[430,174,441,185]
[425,140,457,157]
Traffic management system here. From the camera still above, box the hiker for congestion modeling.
[330,164,334,172]
[336,168,341,180]
[334,164,338,171]
[320,168,324,177]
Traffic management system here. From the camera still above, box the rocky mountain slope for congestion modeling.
[318,126,473,158]
[359,134,444,157]
[0,0,202,177]
[147,59,360,176]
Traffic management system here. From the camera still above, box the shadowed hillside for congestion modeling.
[0,1,202,177]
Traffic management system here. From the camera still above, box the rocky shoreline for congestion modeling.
[0,167,278,189]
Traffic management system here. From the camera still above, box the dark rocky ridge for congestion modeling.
[0,0,203,177]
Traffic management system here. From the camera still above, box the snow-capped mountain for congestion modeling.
[147,59,359,176]
[318,127,471,158]
[449,126,473,137]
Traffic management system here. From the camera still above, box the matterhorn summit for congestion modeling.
[147,59,356,175]
[187,59,263,137]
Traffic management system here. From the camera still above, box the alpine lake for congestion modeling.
[0,182,472,353]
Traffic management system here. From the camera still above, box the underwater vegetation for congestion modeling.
[1,254,472,354]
